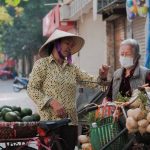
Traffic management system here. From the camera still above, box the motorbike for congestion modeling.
[13,77,29,92]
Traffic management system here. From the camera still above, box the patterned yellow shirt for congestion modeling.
[27,55,100,125]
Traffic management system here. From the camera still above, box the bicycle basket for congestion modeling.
[0,122,39,139]
[90,116,128,150]
[89,103,128,150]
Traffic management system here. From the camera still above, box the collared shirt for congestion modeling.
[106,67,150,101]
[27,55,100,125]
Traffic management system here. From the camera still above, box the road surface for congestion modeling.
[0,79,37,112]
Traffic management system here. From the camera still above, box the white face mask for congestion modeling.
[119,56,134,68]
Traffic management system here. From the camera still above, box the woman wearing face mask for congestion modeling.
[105,38,150,102]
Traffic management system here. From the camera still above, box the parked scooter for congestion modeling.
[13,76,29,92]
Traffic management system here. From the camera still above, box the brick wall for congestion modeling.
[106,16,126,78]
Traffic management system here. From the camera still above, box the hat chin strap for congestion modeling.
[55,41,64,59]
[55,41,72,64]
[67,54,72,64]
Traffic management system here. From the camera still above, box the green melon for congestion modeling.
[0,117,5,122]
[4,112,18,122]
[0,105,12,111]
[1,108,12,117]
[12,106,21,112]
[31,113,41,121]
[21,108,32,117]
[14,111,21,117]
[22,116,33,122]
[16,116,22,122]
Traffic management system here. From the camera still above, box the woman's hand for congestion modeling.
[99,65,110,80]
[121,101,130,107]
[102,97,108,106]
[50,99,67,118]
[113,106,122,121]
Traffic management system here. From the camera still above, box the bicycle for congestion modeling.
[82,101,150,150]
[0,118,71,150]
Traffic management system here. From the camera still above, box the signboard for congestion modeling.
[43,4,75,37]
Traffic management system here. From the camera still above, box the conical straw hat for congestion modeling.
[39,29,85,57]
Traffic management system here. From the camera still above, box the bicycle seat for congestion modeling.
[39,118,71,132]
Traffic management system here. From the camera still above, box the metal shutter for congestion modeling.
[132,17,146,65]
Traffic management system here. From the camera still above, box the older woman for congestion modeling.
[106,39,150,102]
[27,29,109,150]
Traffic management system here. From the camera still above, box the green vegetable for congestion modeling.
[116,93,129,102]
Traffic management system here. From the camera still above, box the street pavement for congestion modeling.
[0,79,37,112]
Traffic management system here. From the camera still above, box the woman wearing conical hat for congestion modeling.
[27,29,109,150]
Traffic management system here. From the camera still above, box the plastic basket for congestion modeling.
[90,116,128,150]
[0,122,39,139]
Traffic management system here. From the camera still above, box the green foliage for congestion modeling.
[0,6,13,25]
[1,0,58,59]
[5,0,21,7]
[137,91,148,110]
[86,111,96,125]
[116,93,129,102]
[0,0,26,24]
[86,111,102,127]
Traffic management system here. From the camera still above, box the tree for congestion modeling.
[0,0,26,24]
[1,0,58,74]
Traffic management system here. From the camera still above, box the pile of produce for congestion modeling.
[0,105,40,122]
[78,135,92,150]
[126,88,150,135]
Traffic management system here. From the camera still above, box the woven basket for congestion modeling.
[0,122,39,139]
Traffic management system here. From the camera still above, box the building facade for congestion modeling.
[60,0,107,75]
[97,0,147,77]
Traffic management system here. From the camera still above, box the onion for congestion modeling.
[78,135,89,144]
[138,119,149,128]
[132,108,145,121]
[127,109,134,117]
[146,124,150,133]
[127,108,145,120]
[147,112,150,122]
[138,126,146,135]
[127,127,138,133]
[126,117,138,129]
[145,87,150,92]
[129,99,141,108]
[81,143,92,150]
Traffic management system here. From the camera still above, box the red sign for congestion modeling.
[43,4,75,37]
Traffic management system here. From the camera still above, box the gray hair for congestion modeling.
[120,39,140,57]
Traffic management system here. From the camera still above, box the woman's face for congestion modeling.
[60,37,74,57]
[119,44,135,69]
[119,44,134,58]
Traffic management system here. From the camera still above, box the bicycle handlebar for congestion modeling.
[39,118,71,131]
[85,105,98,112]
[84,102,117,113]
